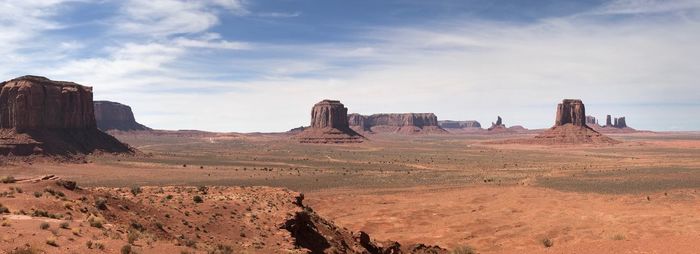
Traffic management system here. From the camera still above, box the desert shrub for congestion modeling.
[40,222,50,230]
[130,186,142,196]
[193,195,203,203]
[197,186,208,194]
[0,203,9,214]
[44,188,57,196]
[208,244,234,254]
[451,245,476,254]
[56,180,77,191]
[32,209,49,217]
[121,244,133,254]
[1,176,16,184]
[86,240,93,249]
[59,221,70,229]
[72,228,81,236]
[12,187,23,193]
[612,234,625,240]
[541,238,554,248]
[165,194,173,200]
[46,236,58,246]
[93,242,106,250]
[8,246,40,254]
[33,192,42,198]
[127,229,139,244]
[88,215,105,228]
[95,197,108,210]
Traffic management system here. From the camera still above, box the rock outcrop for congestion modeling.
[439,120,481,129]
[487,116,507,131]
[606,115,613,127]
[0,76,133,156]
[614,117,627,128]
[586,115,599,126]
[348,113,447,134]
[531,99,618,144]
[296,100,364,143]
[94,101,150,131]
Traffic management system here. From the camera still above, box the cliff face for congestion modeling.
[586,115,599,126]
[0,76,95,131]
[94,101,150,131]
[296,100,363,143]
[555,99,586,127]
[438,120,481,129]
[348,113,446,134]
[0,76,132,156]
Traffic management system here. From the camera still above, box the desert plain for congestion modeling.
[3,130,700,253]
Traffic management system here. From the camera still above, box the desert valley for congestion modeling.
[0,76,698,254]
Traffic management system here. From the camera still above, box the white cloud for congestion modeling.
[587,0,700,15]
[117,0,247,36]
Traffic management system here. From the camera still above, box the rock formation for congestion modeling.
[586,115,599,126]
[614,117,627,128]
[555,99,586,126]
[296,100,364,143]
[606,115,613,127]
[438,120,481,129]
[94,100,150,131]
[487,116,507,131]
[348,113,447,134]
[0,76,133,156]
[530,99,618,144]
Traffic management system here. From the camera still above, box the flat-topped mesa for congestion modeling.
[348,113,447,134]
[296,99,364,143]
[555,99,586,127]
[0,76,132,156]
[0,75,95,131]
[94,100,151,131]
[438,120,482,129]
[606,115,613,127]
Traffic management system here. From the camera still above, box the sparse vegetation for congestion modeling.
[0,203,9,214]
[130,186,142,196]
[121,244,133,254]
[59,221,70,229]
[452,245,476,254]
[193,195,204,203]
[208,244,234,254]
[46,236,58,247]
[40,222,50,230]
[613,234,626,240]
[1,176,16,184]
[95,197,108,210]
[541,238,554,248]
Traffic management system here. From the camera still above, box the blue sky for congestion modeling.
[0,0,698,132]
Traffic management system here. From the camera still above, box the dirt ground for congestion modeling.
[1,130,700,253]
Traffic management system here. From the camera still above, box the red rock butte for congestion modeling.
[0,76,132,155]
[532,99,619,144]
[296,99,364,143]
[94,100,151,131]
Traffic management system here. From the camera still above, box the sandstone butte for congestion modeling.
[531,99,620,144]
[296,99,365,143]
[348,113,447,134]
[94,100,151,131]
[0,76,132,156]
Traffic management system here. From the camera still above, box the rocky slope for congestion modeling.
[94,101,150,131]
[296,100,364,143]
[349,113,447,134]
[0,76,132,156]
[0,177,446,254]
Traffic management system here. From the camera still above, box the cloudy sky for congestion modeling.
[0,0,698,132]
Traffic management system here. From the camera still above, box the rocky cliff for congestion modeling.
[586,115,599,126]
[0,76,95,131]
[439,120,481,129]
[555,99,586,126]
[0,76,132,156]
[348,113,447,134]
[487,116,507,131]
[296,100,364,143]
[94,100,150,131]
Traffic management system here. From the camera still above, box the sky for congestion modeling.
[0,0,698,132]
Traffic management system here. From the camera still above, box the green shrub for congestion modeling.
[130,186,142,196]
[95,197,107,210]
[193,195,203,203]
